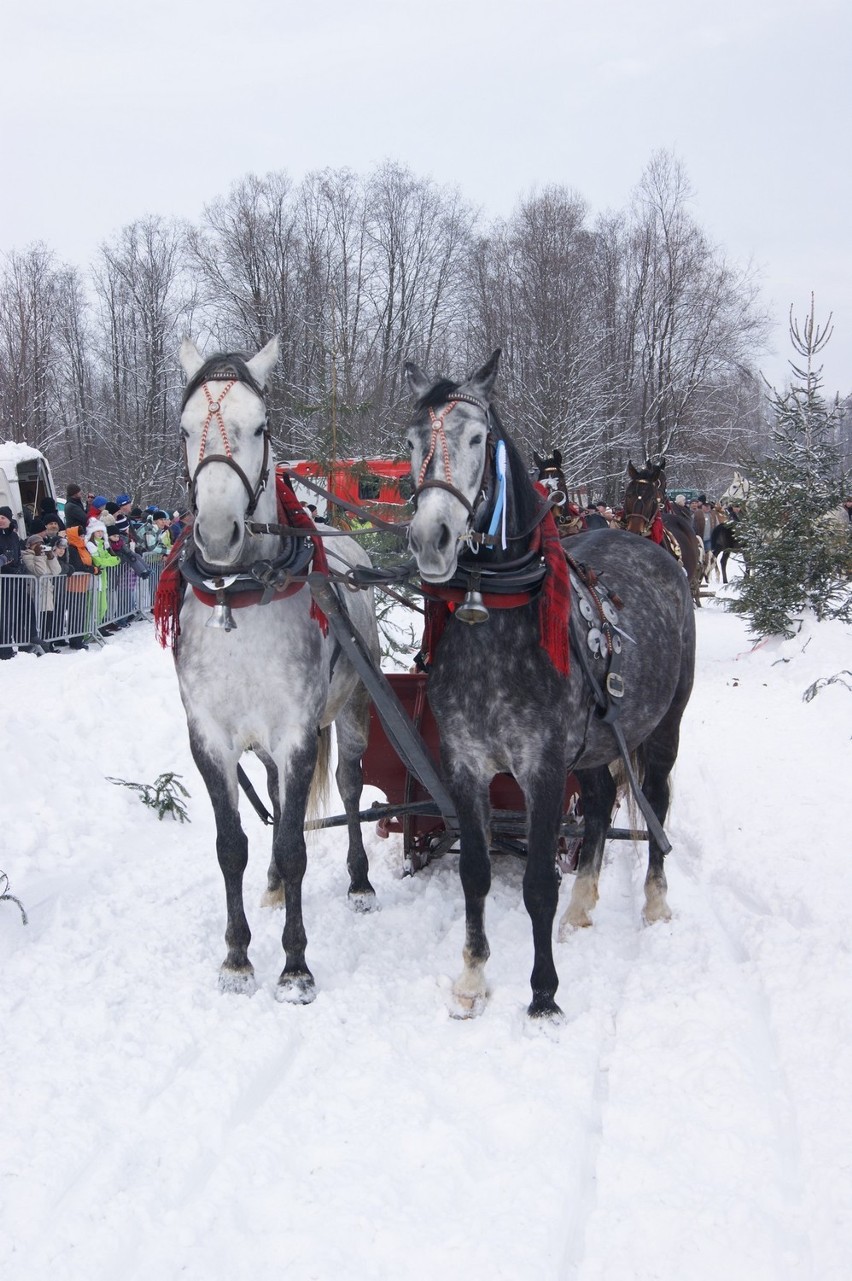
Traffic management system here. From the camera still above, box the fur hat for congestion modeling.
[85,518,107,539]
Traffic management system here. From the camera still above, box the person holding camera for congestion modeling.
[22,534,63,653]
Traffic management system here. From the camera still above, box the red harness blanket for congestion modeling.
[153,475,329,650]
[421,506,570,676]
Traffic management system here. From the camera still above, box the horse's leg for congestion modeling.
[257,752,284,908]
[559,764,616,935]
[189,732,256,994]
[448,766,492,1018]
[273,733,319,1004]
[336,689,377,911]
[523,762,569,1019]
[720,550,729,584]
[640,663,691,924]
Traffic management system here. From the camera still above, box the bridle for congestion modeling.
[624,477,663,536]
[183,369,271,520]
[412,393,491,520]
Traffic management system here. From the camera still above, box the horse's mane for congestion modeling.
[414,382,540,542]
[181,352,266,410]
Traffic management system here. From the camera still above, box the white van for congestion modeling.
[0,442,59,534]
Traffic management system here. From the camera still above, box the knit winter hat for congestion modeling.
[92,496,108,510]
[0,506,14,521]
[115,493,131,506]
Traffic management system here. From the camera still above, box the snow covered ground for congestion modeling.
[2,580,851,1281]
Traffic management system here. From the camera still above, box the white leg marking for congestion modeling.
[643,877,672,924]
[559,874,599,937]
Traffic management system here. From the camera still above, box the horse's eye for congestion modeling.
[254,425,265,437]
[180,428,189,440]
[470,434,483,446]
[406,438,414,451]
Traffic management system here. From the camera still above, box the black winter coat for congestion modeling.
[0,520,23,572]
[64,497,88,532]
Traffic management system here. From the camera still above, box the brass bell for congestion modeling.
[456,572,489,625]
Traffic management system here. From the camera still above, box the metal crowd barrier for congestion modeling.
[0,553,166,656]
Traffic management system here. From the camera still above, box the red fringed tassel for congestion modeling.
[153,529,190,650]
[649,514,665,544]
[539,509,570,676]
[421,597,451,666]
[276,473,329,636]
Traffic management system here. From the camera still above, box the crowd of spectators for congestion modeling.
[0,483,192,660]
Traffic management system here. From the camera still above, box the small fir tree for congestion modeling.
[732,297,851,637]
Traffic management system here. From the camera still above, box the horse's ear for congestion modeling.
[627,460,638,480]
[553,449,562,467]
[246,336,280,388]
[462,349,502,401]
[404,360,433,402]
[533,450,545,470]
[179,338,205,379]
[659,456,666,470]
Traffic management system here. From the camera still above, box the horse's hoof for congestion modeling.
[218,965,257,996]
[527,995,565,1023]
[642,900,673,925]
[347,888,379,914]
[275,972,316,1005]
[558,908,593,939]
[449,988,487,1020]
[260,885,285,909]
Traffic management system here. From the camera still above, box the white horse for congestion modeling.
[174,337,379,1002]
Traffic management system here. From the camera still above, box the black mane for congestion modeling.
[181,352,266,410]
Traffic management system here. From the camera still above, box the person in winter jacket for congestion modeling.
[0,506,24,659]
[64,524,95,647]
[65,485,88,532]
[85,519,121,630]
[136,511,171,558]
[22,534,63,651]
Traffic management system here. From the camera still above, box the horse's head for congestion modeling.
[720,470,751,508]
[179,337,279,571]
[404,350,502,582]
[533,449,567,501]
[624,458,666,535]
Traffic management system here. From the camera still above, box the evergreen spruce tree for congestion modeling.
[732,297,851,638]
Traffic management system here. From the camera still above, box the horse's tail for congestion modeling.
[307,725,332,824]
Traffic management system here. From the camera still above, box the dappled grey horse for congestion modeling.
[172,338,379,1001]
[404,351,696,1019]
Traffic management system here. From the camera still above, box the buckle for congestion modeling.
[606,672,625,699]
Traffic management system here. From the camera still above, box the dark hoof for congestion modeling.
[218,964,257,996]
[275,971,316,1005]
[527,995,565,1022]
[347,888,379,914]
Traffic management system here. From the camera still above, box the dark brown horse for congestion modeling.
[623,459,703,606]
[532,449,585,535]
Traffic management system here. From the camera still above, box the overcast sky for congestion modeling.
[2,0,849,397]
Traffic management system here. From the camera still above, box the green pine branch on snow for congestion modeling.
[107,772,191,823]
